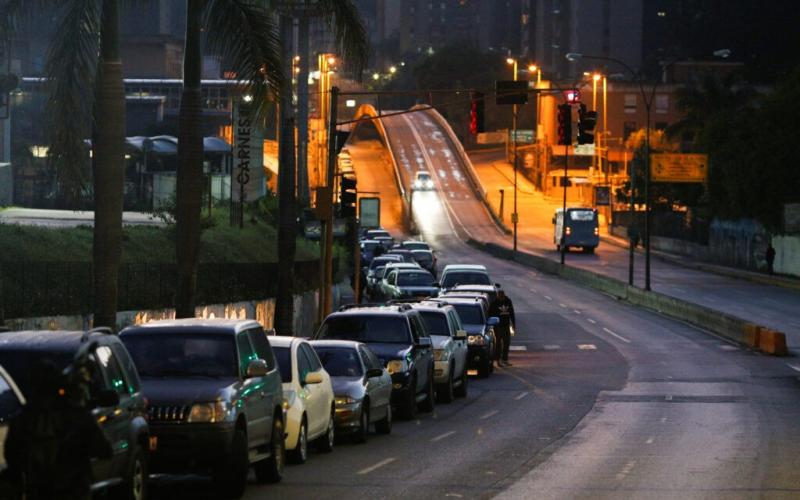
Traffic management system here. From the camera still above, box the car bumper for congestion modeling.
[467,345,491,368]
[334,402,363,432]
[284,401,304,451]
[389,371,414,406]
[434,360,451,384]
[149,422,236,473]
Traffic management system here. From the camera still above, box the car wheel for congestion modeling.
[316,411,335,453]
[398,375,417,420]
[352,405,369,444]
[419,371,435,413]
[437,368,454,403]
[255,417,285,483]
[455,365,468,398]
[288,418,308,464]
[375,404,392,434]
[213,428,248,498]
[114,445,148,500]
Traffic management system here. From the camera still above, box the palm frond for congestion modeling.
[202,0,284,123]
[43,0,101,205]
[312,0,369,78]
[0,0,52,43]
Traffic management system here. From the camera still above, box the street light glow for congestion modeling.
[506,57,516,65]
[389,66,397,74]
[242,94,253,103]
[372,72,380,80]
[527,64,538,73]
[327,56,336,65]
[593,73,602,81]
[565,52,583,62]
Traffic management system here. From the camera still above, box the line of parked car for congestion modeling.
[0,234,505,500]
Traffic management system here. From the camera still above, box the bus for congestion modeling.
[553,207,600,253]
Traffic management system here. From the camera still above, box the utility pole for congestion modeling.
[321,86,339,317]
[296,16,310,206]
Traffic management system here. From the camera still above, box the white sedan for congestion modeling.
[271,336,336,464]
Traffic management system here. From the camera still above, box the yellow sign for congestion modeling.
[650,153,708,183]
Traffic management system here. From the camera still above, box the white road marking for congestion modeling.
[543,344,561,350]
[665,395,673,401]
[646,437,654,445]
[357,457,397,475]
[558,303,568,308]
[786,364,800,373]
[509,345,527,351]
[587,318,597,324]
[578,344,597,350]
[514,391,529,400]
[660,417,667,423]
[573,309,581,315]
[718,344,738,351]
[602,327,632,344]
[480,410,499,420]
[431,430,457,442]
[616,460,637,481]
[544,295,553,301]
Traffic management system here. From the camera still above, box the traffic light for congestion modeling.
[340,176,357,218]
[469,91,485,135]
[577,103,597,145]
[557,104,572,146]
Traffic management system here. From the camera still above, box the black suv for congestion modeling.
[0,329,150,500]
[313,304,435,420]
[431,297,498,378]
[120,319,285,497]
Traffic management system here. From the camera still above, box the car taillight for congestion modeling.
[565,226,572,236]
[594,227,599,236]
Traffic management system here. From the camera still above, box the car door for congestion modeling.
[236,332,268,448]
[383,270,398,298]
[447,310,468,378]
[297,343,326,437]
[408,314,432,394]
[246,327,278,447]
[358,345,388,419]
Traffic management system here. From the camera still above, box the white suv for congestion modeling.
[412,302,469,403]
[439,264,492,292]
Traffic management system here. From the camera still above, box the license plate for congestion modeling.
[149,436,158,452]
[467,370,478,376]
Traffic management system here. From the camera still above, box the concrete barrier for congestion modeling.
[469,239,789,356]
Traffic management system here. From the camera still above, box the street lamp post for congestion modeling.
[507,57,519,253]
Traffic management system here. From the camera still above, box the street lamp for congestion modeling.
[506,57,520,252]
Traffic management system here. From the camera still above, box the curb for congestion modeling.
[467,238,790,356]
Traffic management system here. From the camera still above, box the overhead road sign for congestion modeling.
[650,153,708,183]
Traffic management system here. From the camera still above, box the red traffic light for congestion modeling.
[564,89,580,103]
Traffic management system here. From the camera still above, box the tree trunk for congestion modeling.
[175,0,204,318]
[92,0,125,329]
[274,14,296,335]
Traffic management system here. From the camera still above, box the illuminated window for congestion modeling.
[655,94,669,114]
[624,94,637,114]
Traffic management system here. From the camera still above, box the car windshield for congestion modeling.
[362,242,379,252]
[317,315,410,344]
[404,242,430,251]
[0,373,23,421]
[368,231,390,239]
[569,210,596,221]
[397,272,435,286]
[315,347,363,377]
[370,257,399,270]
[123,333,237,378]
[272,346,292,383]
[453,304,484,325]
[442,271,490,288]
[412,252,433,265]
[419,311,450,336]
[417,172,431,181]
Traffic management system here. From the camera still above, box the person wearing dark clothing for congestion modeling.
[488,289,515,367]
[4,359,112,500]
[766,244,776,275]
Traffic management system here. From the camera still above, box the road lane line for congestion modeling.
[544,295,553,301]
[787,364,800,373]
[587,318,597,324]
[480,410,499,420]
[602,327,632,344]
[509,345,527,351]
[573,309,581,314]
[578,344,597,350]
[357,457,397,475]
[646,437,654,445]
[558,303,568,308]
[514,391,529,400]
[431,431,457,442]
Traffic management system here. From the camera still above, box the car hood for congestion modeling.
[431,335,452,350]
[365,343,413,365]
[462,324,486,335]
[140,377,239,406]
[331,377,366,399]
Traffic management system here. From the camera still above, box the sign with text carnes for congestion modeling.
[359,197,380,229]
[232,100,265,203]
[650,153,708,183]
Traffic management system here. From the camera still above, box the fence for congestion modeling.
[613,210,709,245]
[0,260,320,320]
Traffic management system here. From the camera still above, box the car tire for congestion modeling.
[213,428,248,498]
[419,370,435,413]
[375,404,392,434]
[255,417,285,484]
[352,405,369,444]
[454,365,468,398]
[316,411,335,453]
[437,368,454,403]
[115,445,148,500]
[398,375,417,420]
[288,418,308,464]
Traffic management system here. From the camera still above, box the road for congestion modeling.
[150,109,800,499]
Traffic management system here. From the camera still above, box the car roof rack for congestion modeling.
[386,298,425,305]
[338,303,386,311]
[80,326,115,342]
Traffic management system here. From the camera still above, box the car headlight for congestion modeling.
[335,396,357,406]
[283,390,297,411]
[187,401,232,423]
[426,180,434,189]
[386,360,406,374]
[468,335,486,346]
[433,349,449,361]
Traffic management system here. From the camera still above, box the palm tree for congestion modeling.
[174,0,368,321]
[3,1,126,329]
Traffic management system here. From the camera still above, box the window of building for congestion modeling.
[655,94,669,114]
[624,94,637,114]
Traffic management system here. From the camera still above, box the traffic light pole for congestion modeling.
[322,86,339,317]
[561,141,569,265]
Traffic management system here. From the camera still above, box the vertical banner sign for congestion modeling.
[232,99,266,204]
[358,197,381,229]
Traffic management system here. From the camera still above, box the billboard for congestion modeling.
[650,153,708,183]
[594,186,610,206]
[359,197,380,229]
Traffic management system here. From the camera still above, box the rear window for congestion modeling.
[272,346,292,383]
[367,230,391,239]
[314,347,363,378]
[569,210,596,221]
[412,252,433,264]
[452,304,484,325]
[419,311,450,336]
[362,242,379,251]
[0,373,23,421]
[441,271,490,288]
[404,242,430,251]
[0,350,74,398]
[122,333,237,378]
[397,272,435,286]
[370,257,399,270]
[316,315,410,344]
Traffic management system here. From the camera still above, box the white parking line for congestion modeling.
[718,344,738,351]
[480,410,499,420]
[509,345,527,351]
[558,303,568,308]
[544,295,553,301]
[514,391,529,400]
[573,310,581,315]
[431,431,457,442]
[646,437,654,445]
[602,327,631,344]
[357,457,397,475]
[587,318,597,324]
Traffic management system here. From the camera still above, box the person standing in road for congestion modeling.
[489,289,515,367]
[766,244,776,275]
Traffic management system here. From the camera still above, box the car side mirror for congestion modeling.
[455,329,467,340]
[246,359,269,378]
[304,372,324,385]
[366,368,383,379]
[487,317,500,326]
[494,283,502,289]
[417,337,433,348]
[551,217,556,224]
[95,388,120,408]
